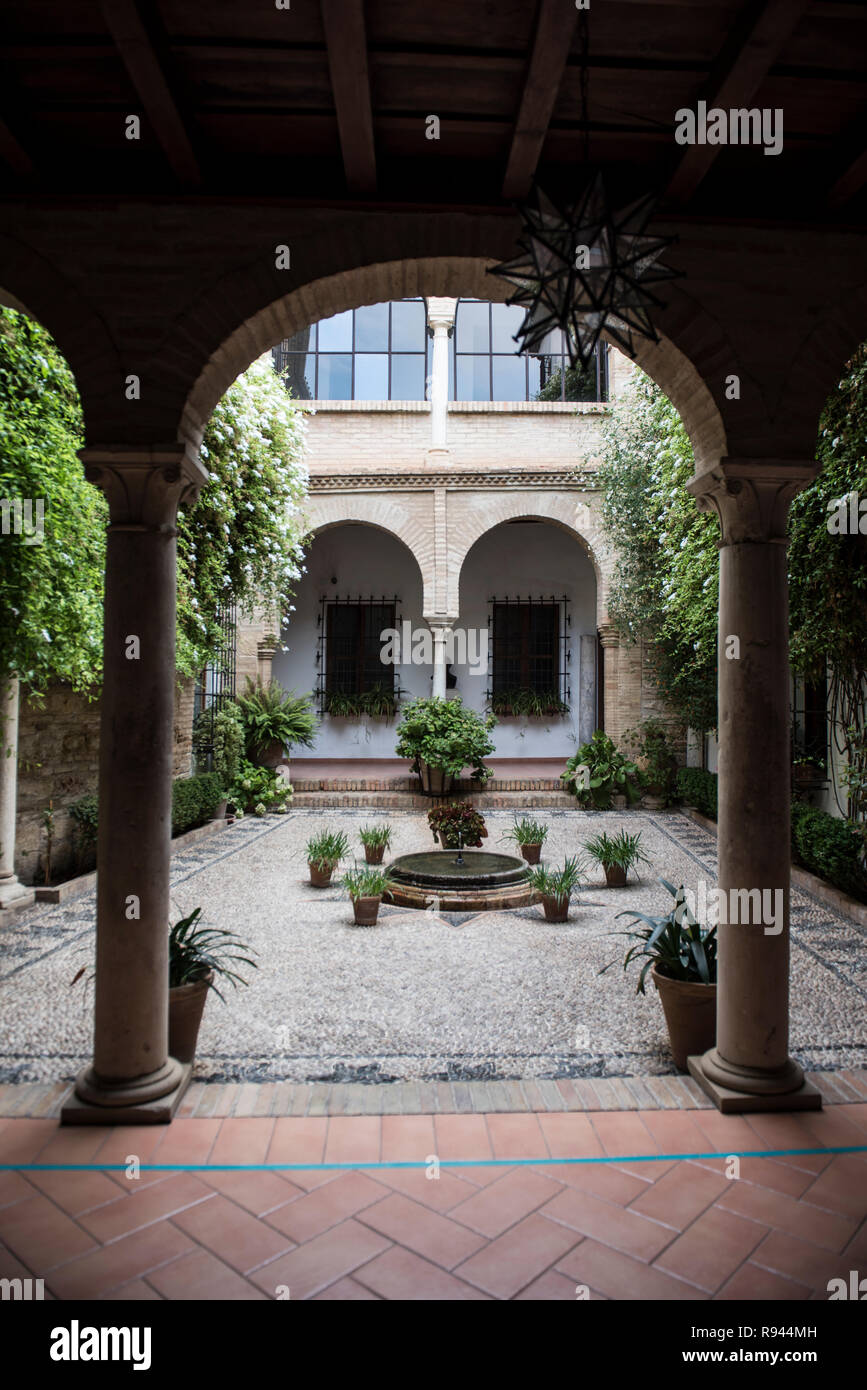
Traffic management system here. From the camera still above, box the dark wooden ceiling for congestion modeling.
[0,0,865,221]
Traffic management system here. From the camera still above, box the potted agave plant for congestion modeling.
[602,879,718,1071]
[505,815,549,864]
[168,908,257,1064]
[584,830,650,887]
[306,828,350,887]
[526,855,587,923]
[358,823,392,865]
[342,863,394,926]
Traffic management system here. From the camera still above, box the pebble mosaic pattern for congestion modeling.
[1,810,864,1085]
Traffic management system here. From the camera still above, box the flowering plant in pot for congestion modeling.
[341,863,394,926]
[305,828,350,887]
[168,908,258,1063]
[395,696,496,794]
[228,759,292,816]
[504,816,549,864]
[526,855,587,923]
[600,878,717,1071]
[584,829,650,887]
[236,678,317,769]
[358,823,393,864]
[427,801,487,848]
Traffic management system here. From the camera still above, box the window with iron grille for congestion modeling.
[317,596,400,716]
[488,597,570,716]
[192,602,238,762]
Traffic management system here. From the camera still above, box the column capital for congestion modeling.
[80,444,208,529]
[425,614,459,631]
[687,458,819,545]
[596,621,622,649]
[426,297,457,335]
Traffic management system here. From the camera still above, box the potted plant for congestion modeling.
[624,718,678,808]
[236,678,317,769]
[359,823,392,864]
[228,759,293,816]
[341,863,394,926]
[561,729,642,809]
[602,878,718,1071]
[584,829,650,887]
[306,828,350,887]
[168,907,257,1063]
[490,688,569,718]
[505,816,549,864]
[427,801,487,848]
[326,684,399,720]
[526,855,587,923]
[395,696,496,795]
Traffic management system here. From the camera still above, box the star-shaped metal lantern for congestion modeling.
[490,174,681,370]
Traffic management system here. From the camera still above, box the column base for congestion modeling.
[0,876,35,918]
[688,1051,822,1113]
[62,1058,191,1126]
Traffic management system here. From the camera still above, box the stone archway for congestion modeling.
[309,496,436,615]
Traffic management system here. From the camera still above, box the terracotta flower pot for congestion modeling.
[542,893,570,923]
[309,860,336,887]
[604,864,627,887]
[169,971,212,1064]
[520,843,543,864]
[352,894,382,926]
[418,762,454,797]
[364,844,385,865]
[651,964,717,1072]
[257,738,286,769]
[210,798,228,822]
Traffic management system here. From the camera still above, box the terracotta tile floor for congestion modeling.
[1,1105,865,1301]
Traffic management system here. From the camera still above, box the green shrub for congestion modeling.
[236,678,317,763]
[227,759,292,816]
[395,696,496,782]
[561,729,642,809]
[623,718,678,805]
[171,772,224,835]
[676,767,718,820]
[791,802,867,902]
[69,793,99,871]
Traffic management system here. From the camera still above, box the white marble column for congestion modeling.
[0,677,35,914]
[64,445,207,1124]
[426,297,456,459]
[686,459,821,1113]
[429,618,451,699]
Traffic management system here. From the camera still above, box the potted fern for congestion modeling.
[236,678,317,769]
[169,908,257,1063]
[342,863,394,926]
[601,879,718,1070]
[526,855,587,923]
[306,828,350,887]
[505,815,549,864]
[584,830,650,887]
[358,823,392,864]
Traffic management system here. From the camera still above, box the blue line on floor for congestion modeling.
[3,1144,865,1173]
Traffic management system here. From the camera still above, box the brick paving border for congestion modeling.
[2,1070,865,1119]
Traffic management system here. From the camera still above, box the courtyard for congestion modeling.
[2,809,864,1091]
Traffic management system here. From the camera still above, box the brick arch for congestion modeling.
[307,495,434,611]
[451,499,610,624]
[0,233,122,441]
[777,277,867,459]
[180,251,730,476]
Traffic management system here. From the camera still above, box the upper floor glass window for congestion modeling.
[452,299,608,402]
[273,299,427,401]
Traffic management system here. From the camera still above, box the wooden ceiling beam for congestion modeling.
[666,0,811,205]
[827,107,867,207]
[502,0,579,200]
[320,0,377,195]
[101,0,201,186]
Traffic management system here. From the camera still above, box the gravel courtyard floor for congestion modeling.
[1,809,865,1085]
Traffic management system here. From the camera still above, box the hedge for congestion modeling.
[170,772,224,835]
[677,767,867,904]
[790,802,867,903]
[676,767,718,821]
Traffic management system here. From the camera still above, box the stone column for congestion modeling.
[257,638,277,687]
[426,298,455,460]
[578,634,597,744]
[686,459,821,1113]
[63,445,207,1124]
[428,618,452,699]
[0,677,35,915]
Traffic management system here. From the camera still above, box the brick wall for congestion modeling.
[15,676,195,883]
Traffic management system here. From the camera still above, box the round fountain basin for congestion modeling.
[387,850,537,911]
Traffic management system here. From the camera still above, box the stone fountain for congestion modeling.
[387,832,537,911]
